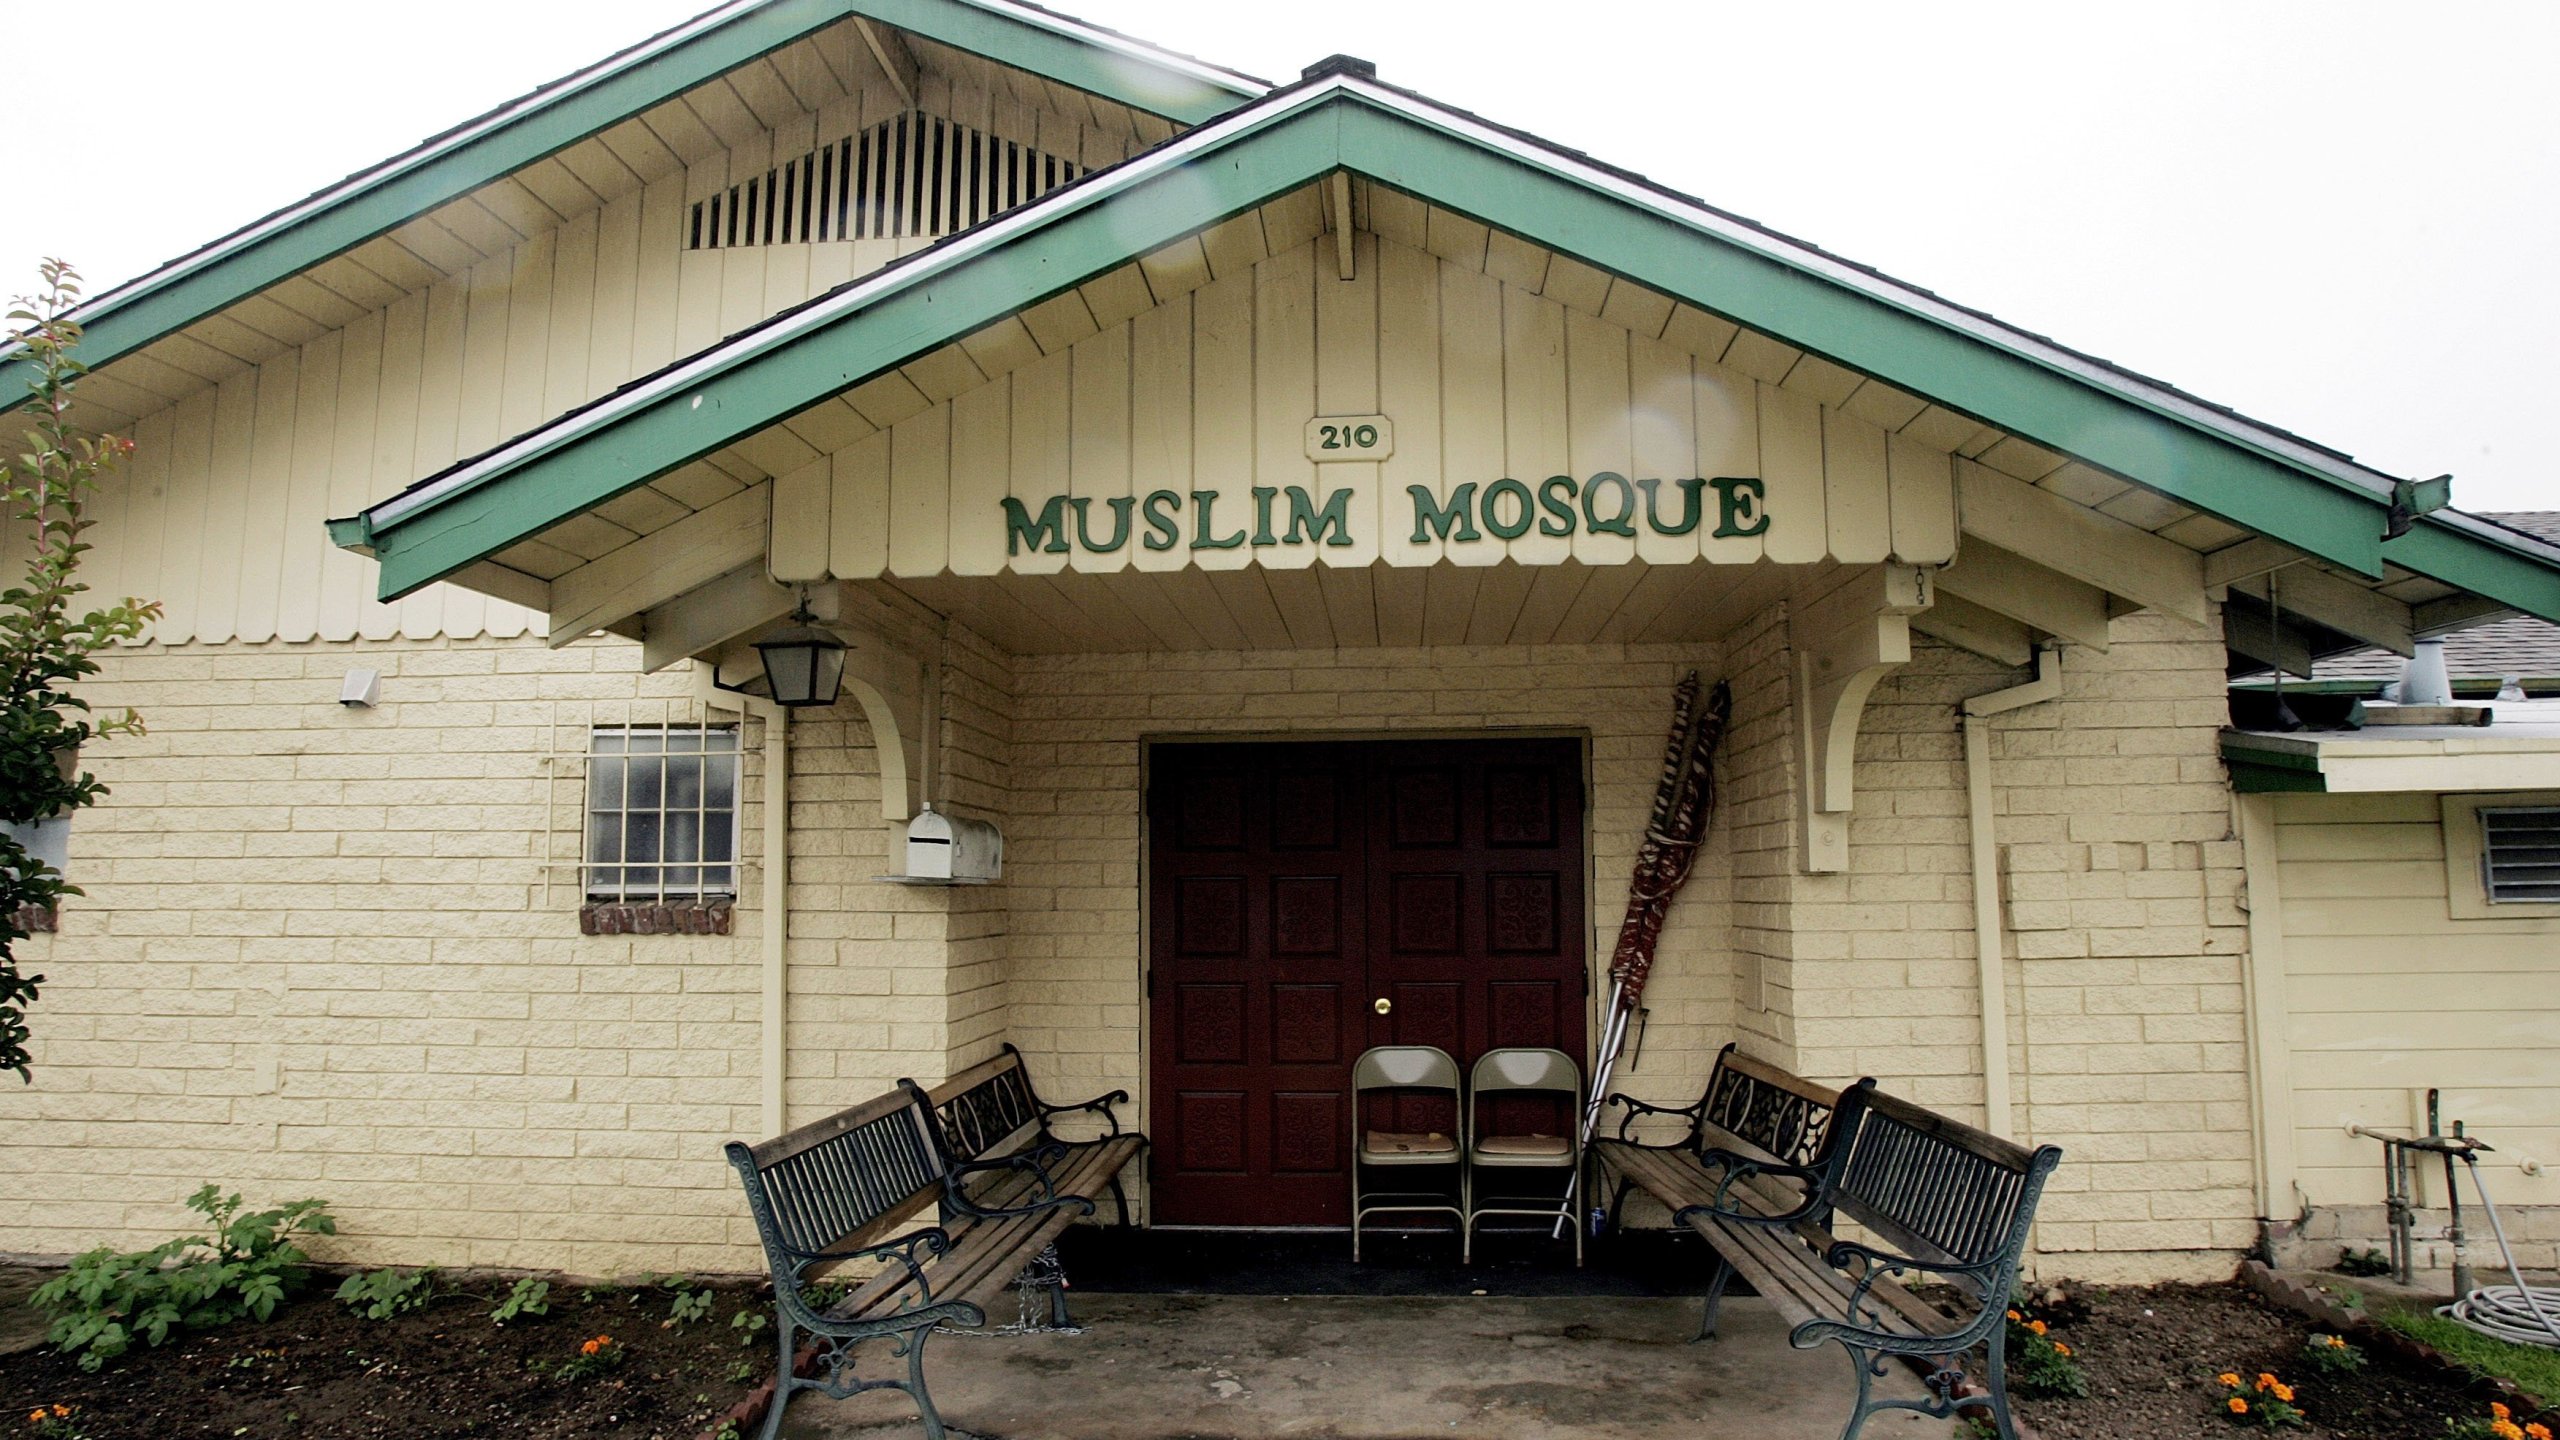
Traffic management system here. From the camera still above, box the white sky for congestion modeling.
[6,0,2555,513]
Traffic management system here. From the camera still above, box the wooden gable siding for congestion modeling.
[759,228,1961,586]
[74,65,1149,648]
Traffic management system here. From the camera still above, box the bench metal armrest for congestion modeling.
[943,1144,1098,1222]
[1799,1237,1998,1350]
[1670,1148,1829,1227]
[1036,1087,1131,1137]
[1604,1092,1704,1145]
[783,1226,954,1329]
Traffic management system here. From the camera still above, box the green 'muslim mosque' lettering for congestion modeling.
[1003,476,1767,556]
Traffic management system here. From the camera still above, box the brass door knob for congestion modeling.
[1373,997,1392,1015]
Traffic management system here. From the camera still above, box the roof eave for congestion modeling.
[354,76,2545,616]
[0,0,1264,400]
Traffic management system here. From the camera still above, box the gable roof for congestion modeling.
[329,64,2560,625]
[0,0,1264,403]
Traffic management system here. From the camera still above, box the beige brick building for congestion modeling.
[7,0,2558,1284]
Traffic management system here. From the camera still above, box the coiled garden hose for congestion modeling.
[2437,1150,2560,1350]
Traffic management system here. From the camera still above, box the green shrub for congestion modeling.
[334,1267,434,1321]
[489,1277,551,1325]
[2337,1246,2392,1277]
[668,1285,714,1325]
[30,1186,335,1370]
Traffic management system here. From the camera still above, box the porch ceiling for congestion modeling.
[860,556,1810,654]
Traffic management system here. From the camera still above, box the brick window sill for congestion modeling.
[579,900,734,936]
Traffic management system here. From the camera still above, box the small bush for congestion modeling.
[2337,1246,2393,1277]
[334,1267,434,1321]
[489,1277,551,1326]
[2214,1370,2305,1430]
[2301,1332,2366,1375]
[667,1285,713,1326]
[30,1186,335,1371]
[2003,1306,2089,1399]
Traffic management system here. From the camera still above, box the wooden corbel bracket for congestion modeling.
[1793,564,1933,873]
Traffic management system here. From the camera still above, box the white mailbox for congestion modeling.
[904,804,1003,883]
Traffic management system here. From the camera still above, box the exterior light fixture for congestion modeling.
[752,599,847,708]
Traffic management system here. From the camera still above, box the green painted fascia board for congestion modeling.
[2226,757,2328,794]
[858,0,1257,123]
[365,102,1340,598]
[0,0,1259,402]
[2384,519,2560,624]
[2219,735,2328,793]
[1332,100,2389,577]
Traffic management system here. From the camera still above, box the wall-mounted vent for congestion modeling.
[2481,806,2560,902]
[686,111,1084,252]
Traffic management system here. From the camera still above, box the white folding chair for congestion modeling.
[1464,1047,1584,1266]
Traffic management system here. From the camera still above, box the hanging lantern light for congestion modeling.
[753,598,847,708]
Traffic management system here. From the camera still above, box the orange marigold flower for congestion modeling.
[2492,1421,2525,1440]
[2218,1372,2243,1388]
[2229,1398,2250,1414]
[581,1338,602,1356]
[49,1411,68,1421]
[2326,1335,2347,1348]
[2028,1320,2048,1335]
[2256,1373,2279,1389]
[2493,1405,2512,1422]
[2524,1423,2552,1440]
[2054,1343,2072,1357]
[2006,1309,2022,1321]
[30,1411,49,1427]
[2270,1384,2294,1403]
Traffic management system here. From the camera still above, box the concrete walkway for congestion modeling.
[786,1294,1947,1440]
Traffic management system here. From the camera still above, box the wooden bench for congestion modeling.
[1676,1088,2064,1440]
[724,1049,1144,1440]
[1590,1042,1874,1267]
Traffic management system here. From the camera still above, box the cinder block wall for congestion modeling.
[998,643,1736,1219]
[2,637,764,1272]
[1752,611,2257,1282]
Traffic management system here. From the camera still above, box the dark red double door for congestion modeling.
[1147,737,1587,1227]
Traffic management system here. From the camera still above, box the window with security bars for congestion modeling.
[584,726,741,901]
[2481,806,2560,903]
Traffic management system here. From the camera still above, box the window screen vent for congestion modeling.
[685,111,1083,252]
[2481,805,2560,902]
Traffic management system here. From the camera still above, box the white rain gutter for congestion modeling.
[697,667,791,1135]
[1961,646,2063,1138]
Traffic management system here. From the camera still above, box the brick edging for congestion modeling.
[2239,1259,2549,1421]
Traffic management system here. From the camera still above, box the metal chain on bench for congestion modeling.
[935,1244,1084,1338]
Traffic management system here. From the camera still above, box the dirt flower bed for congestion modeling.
[2007,1279,2542,1440]
[0,1272,768,1440]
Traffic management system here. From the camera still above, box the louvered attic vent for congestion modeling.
[2481,806,2560,902]
[686,111,1084,251]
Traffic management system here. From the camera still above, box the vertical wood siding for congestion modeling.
[784,232,1961,584]
[76,70,1145,647]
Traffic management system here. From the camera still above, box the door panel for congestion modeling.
[1148,737,1585,1226]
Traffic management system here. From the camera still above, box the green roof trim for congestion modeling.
[2220,735,2329,794]
[0,0,1261,402]
[345,76,2560,626]
[2384,516,2560,627]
